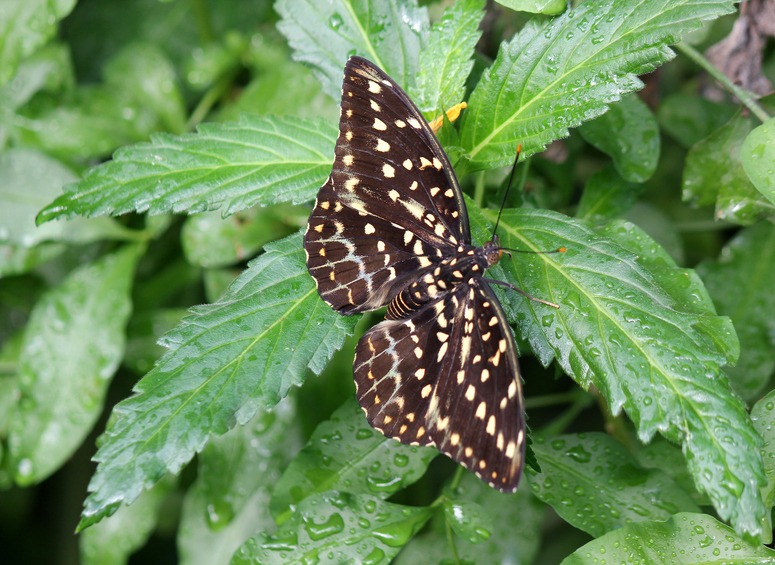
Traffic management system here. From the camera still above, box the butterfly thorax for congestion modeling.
[386,240,502,320]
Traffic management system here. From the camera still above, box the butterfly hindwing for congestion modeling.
[353,280,524,491]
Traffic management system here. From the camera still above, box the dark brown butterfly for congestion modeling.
[304,56,525,491]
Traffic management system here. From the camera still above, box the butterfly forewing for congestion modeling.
[305,179,440,314]
[332,57,469,247]
[353,280,525,491]
[305,56,527,492]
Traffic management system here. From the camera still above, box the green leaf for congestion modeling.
[181,203,307,268]
[177,397,303,565]
[443,499,493,544]
[79,475,176,565]
[657,93,736,148]
[578,94,659,182]
[270,398,436,523]
[410,0,485,116]
[8,244,143,485]
[233,491,432,565]
[0,0,77,86]
[497,0,566,14]
[695,222,775,401]
[741,116,775,206]
[38,115,336,222]
[560,513,775,565]
[275,0,429,98]
[78,232,358,530]
[0,149,136,246]
[620,202,684,265]
[473,207,765,538]
[459,0,734,172]
[682,110,774,225]
[395,473,544,564]
[527,433,699,537]
[751,391,775,541]
[634,437,705,504]
[576,165,643,225]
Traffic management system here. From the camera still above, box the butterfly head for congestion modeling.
[481,237,502,268]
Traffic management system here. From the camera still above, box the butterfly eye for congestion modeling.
[303,56,526,492]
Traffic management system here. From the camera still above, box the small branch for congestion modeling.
[676,42,771,124]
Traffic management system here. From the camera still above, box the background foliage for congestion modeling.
[1,0,774,563]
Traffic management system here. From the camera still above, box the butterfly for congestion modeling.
[304,56,525,492]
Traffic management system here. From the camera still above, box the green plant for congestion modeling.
[1,0,774,563]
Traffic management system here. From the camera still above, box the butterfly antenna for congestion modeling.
[491,144,522,242]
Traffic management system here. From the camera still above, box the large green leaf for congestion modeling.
[575,165,643,226]
[37,115,337,222]
[695,222,775,401]
[233,491,432,565]
[561,513,775,565]
[8,244,143,484]
[459,0,734,172]
[527,433,699,537]
[78,232,358,530]
[751,391,775,543]
[0,0,77,87]
[270,398,437,524]
[410,0,485,116]
[470,206,765,538]
[275,0,429,98]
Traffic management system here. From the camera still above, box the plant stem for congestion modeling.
[676,43,771,123]
[524,390,580,409]
[474,171,486,208]
[539,389,595,436]
[446,518,462,565]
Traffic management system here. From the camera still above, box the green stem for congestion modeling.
[524,390,579,409]
[676,43,771,123]
[186,67,239,130]
[473,171,486,209]
[538,389,594,436]
[446,517,462,565]
[188,0,215,44]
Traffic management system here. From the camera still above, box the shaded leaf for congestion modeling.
[741,116,775,206]
[472,207,765,538]
[0,0,77,86]
[177,397,303,565]
[395,472,544,565]
[695,222,775,400]
[620,202,684,265]
[527,433,699,537]
[0,149,135,246]
[78,232,358,530]
[80,475,176,565]
[233,491,432,565]
[578,93,659,182]
[0,241,68,277]
[576,164,643,226]
[561,513,775,565]
[657,93,736,148]
[123,308,188,376]
[38,115,337,222]
[410,0,485,116]
[8,244,143,485]
[634,437,705,505]
[181,203,307,268]
[270,398,436,523]
[275,0,429,98]
[683,109,774,225]
[459,0,734,172]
